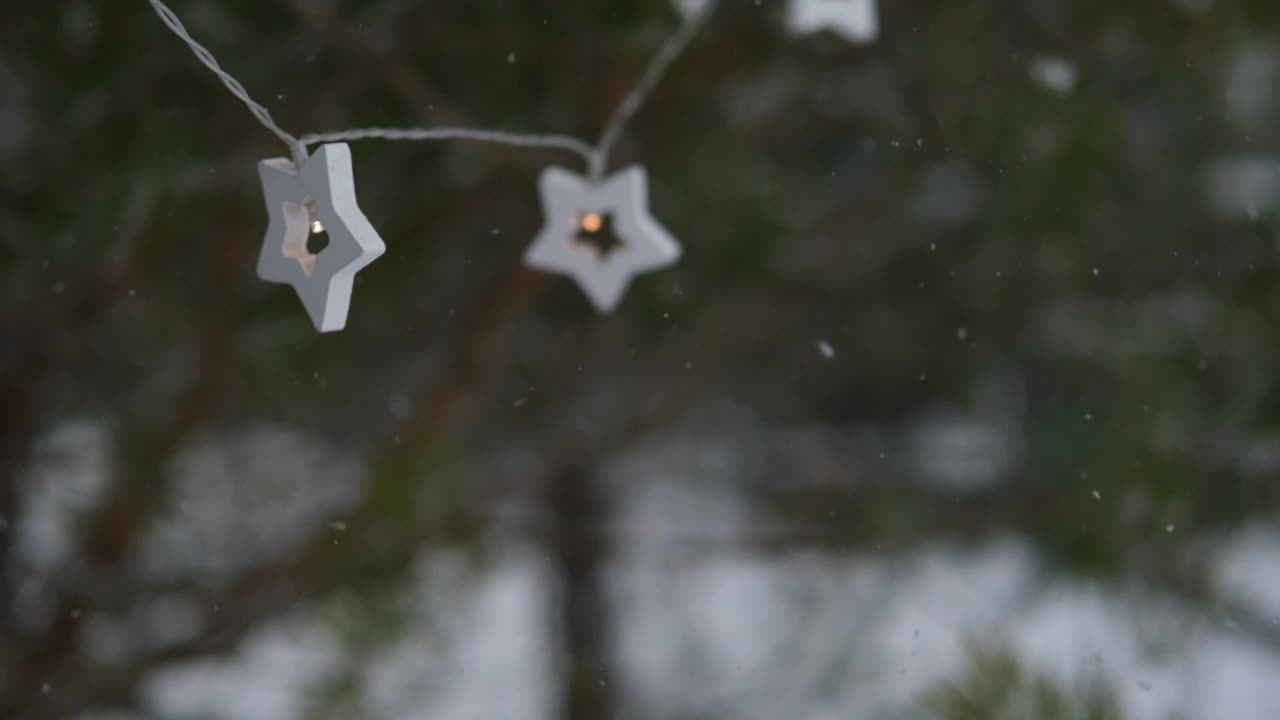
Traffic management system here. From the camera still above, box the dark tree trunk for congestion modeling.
[549,463,615,720]
[0,333,44,712]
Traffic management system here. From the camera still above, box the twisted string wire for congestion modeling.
[146,0,308,164]
[590,0,718,179]
[147,0,718,176]
[300,127,595,164]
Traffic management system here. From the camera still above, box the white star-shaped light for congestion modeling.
[257,143,385,333]
[787,0,879,44]
[524,165,681,313]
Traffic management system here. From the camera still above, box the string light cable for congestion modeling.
[146,0,716,173]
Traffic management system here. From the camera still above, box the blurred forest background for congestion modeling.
[4,0,1280,718]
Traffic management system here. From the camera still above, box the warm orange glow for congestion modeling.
[579,213,603,233]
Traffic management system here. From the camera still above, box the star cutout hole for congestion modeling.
[573,212,624,261]
[281,196,329,276]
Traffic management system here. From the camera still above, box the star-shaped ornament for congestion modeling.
[787,0,879,44]
[524,166,681,313]
[257,143,385,332]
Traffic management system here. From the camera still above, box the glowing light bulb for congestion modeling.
[579,213,603,233]
[311,220,325,234]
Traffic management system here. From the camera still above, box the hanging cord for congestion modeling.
[590,1,718,179]
[147,0,718,177]
[299,3,719,178]
[146,0,309,165]
[299,127,595,166]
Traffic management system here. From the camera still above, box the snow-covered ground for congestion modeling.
[13,422,1280,719]
[133,516,1280,720]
